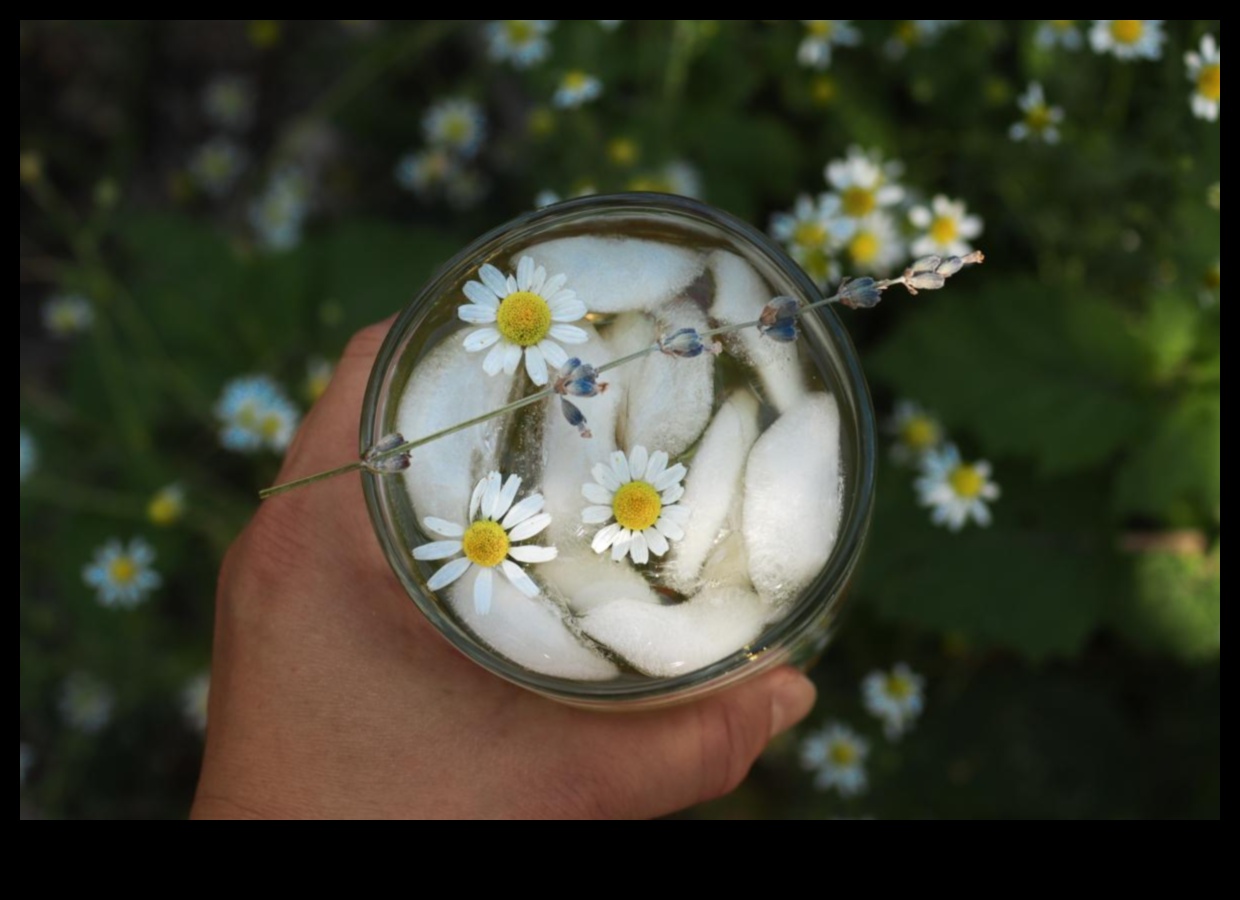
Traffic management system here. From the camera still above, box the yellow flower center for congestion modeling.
[1198,64,1221,102]
[613,481,663,532]
[608,138,640,168]
[443,115,471,143]
[259,413,286,441]
[802,248,832,283]
[808,20,834,38]
[901,417,939,451]
[562,70,590,92]
[1111,20,1143,45]
[794,220,828,250]
[148,493,183,527]
[110,557,138,586]
[842,186,877,218]
[930,215,959,246]
[849,231,880,266]
[811,75,838,107]
[949,465,986,500]
[830,741,859,768]
[1026,103,1054,133]
[496,291,553,347]
[897,21,919,45]
[52,308,79,332]
[886,674,914,701]
[462,520,511,569]
[506,20,535,44]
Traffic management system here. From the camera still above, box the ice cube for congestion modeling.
[539,552,662,615]
[397,336,516,523]
[521,237,705,314]
[664,391,761,593]
[579,586,769,678]
[448,571,619,682]
[621,301,716,458]
[743,393,843,604]
[708,250,808,414]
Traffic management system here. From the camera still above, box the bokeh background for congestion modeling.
[19,20,1220,820]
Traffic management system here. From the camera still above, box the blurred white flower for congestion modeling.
[1010,82,1065,144]
[917,444,1001,532]
[486,20,556,69]
[801,723,870,797]
[215,375,301,454]
[182,673,211,735]
[887,400,945,465]
[1090,20,1165,61]
[863,663,927,740]
[42,294,95,338]
[770,193,853,288]
[844,212,905,275]
[147,484,186,528]
[554,71,603,109]
[909,195,983,259]
[797,20,861,70]
[1035,20,1083,51]
[60,673,115,735]
[424,98,487,158]
[202,75,257,132]
[1186,35,1221,122]
[189,137,248,198]
[825,146,905,220]
[249,168,310,252]
[83,538,162,609]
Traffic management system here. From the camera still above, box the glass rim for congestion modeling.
[361,192,878,709]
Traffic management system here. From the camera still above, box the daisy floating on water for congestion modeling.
[413,472,558,615]
[486,20,555,70]
[770,193,853,288]
[1090,20,1165,61]
[42,294,95,338]
[863,663,927,741]
[909,196,984,260]
[1010,82,1065,144]
[1186,35,1221,122]
[887,401,944,464]
[800,722,870,797]
[1035,20,1082,51]
[459,256,589,387]
[215,375,301,454]
[554,71,603,110]
[83,538,162,609]
[797,20,861,70]
[583,447,691,565]
[917,444,1001,532]
[20,429,37,484]
[423,98,487,159]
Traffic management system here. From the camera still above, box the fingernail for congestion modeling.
[770,672,817,739]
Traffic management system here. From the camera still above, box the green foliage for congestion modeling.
[1110,545,1221,663]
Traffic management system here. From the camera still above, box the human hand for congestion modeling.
[192,320,817,821]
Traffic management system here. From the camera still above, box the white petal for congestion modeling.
[630,531,649,565]
[531,265,547,294]
[427,556,473,591]
[611,533,633,563]
[582,483,613,505]
[542,273,568,296]
[458,304,498,325]
[470,477,488,521]
[629,446,649,481]
[464,280,501,309]
[495,474,522,520]
[645,527,670,557]
[654,463,687,492]
[481,471,503,520]
[424,517,465,539]
[482,343,508,376]
[509,545,558,564]
[660,484,685,505]
[549,324,589,345]
[474,567,494,615]
[644,451,669,484]
[502,343,523,376]
[549,296,587,322]
[592,463,622,492]
[502,494,546,530]
[591,523,623,554]
[660,504,692,526]
[412,540,463,561]
[500,559,540,597]
[524,345,549,386]
[517,255,535,291]
[479,264,510,300]
[582,505,615,525]
[464,328,501,352]
[611,451,632,484]
[538,339,569,370]
[508,513,552,542]
[654,517,685,542]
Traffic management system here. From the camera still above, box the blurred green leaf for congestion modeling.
[1114,393,1220,519]
[1109,545,1221,663]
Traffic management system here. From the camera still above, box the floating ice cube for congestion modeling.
[539,552,662,616]
[580,586,769,678]
[397,336,516,523]
[448,571,619,682]
[521,237,705,314]
[698,519,753,590]
[708,251,808,414]
[743,393,843,604]
[664,392,761,593]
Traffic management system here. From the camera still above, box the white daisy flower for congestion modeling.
[844,212,905,275]
[412,472,559,615]
[189,137,248,199]
[797,20,861,70]
[886,400,945,465]
[909,195,984,259]
[771,193,854,288]
[215,375,301,454]
[423,98,487,158]
[825,146,906,220]
[20,429,37,485]
[20,744,34,786]
[458,256,589,387]
[863,663,927,741]
[395,147,459,197]
[1090,20,1166,61]
[1186,35,1221,122]
[147,484,186,528]
[1010,82,1065,144]
[249,168,311,252]
[582,446,692,566]
[1035,20,1083,51]
[182,673,211,735]
[202,75,257,132]
[916,444,1001,532]
[42,293,95,338]
[554,70,603,109]
[83,537,162,609]
[486,20,556,70]
[800,722,870,798]
[59,673,115,735]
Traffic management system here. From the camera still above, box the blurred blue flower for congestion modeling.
[83,538,162,609]
[215,375,301,454]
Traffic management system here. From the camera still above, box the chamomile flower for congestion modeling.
[800,723,870,798]
[863,663,927,741]
[424,98,487,159]
[459,256,589,387]
[60,674,115,735]
[42,294,95,338]
[916,444,1001,532]
[249,168,311,252]
[189,137,248,198]
[20,429,36,484]
[486,20,556,70]
[887,401,944,464]
[797,20,861,70]
[554,70,603,109]
[1090,20,1165,61]
[771,194,853,288]
[826,147,905,220]
[182,673,210,735]
[83,538,162,609]
[202,75,257,132]
[1010,82,1065,144]
[147,484,186,528]
[305,357,335,403]
[583,446,691,566]
[395,147,459,197]
[1186,35,1221,122]
[215,375,301,454]
[909,196,984,259]
[845,212,905,275]
[412,472,558,615]
[1035,20,1083,51]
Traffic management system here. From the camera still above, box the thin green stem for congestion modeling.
[259,462,366,501]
